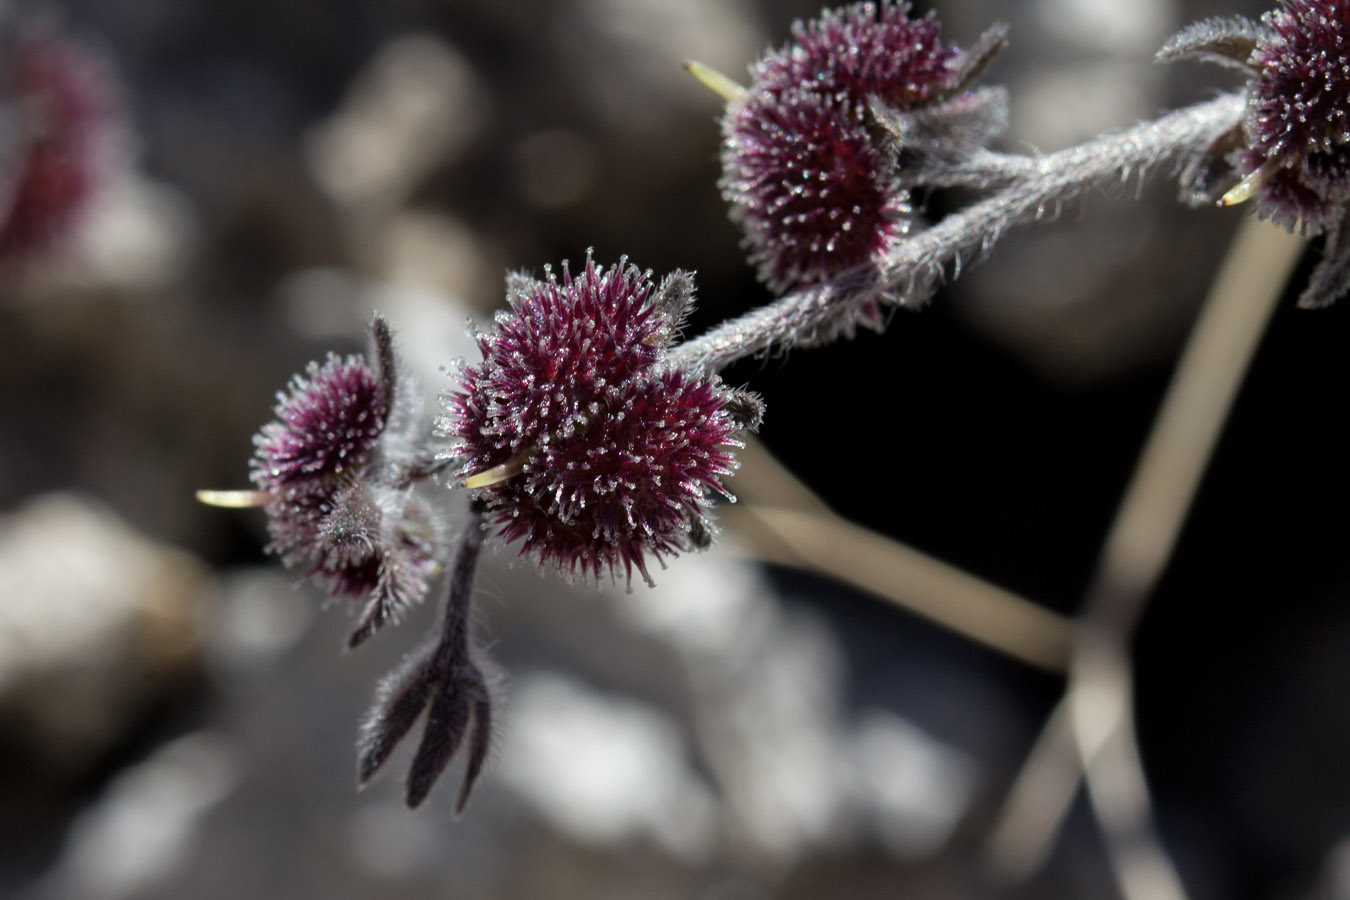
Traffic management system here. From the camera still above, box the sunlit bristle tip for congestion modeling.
[464,449,535,489]
[1220,161,1278,207]
[196,488,272,508]
[683,60,746,104]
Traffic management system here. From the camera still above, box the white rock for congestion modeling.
[0,493,210,770]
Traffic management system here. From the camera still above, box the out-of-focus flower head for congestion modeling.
[441,252,759,588]
[0,28,123,261]
[251,315,440,647]
[1162,0,1350,306]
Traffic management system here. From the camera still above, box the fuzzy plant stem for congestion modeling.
[672,91,1246,374]
[357,500,494,811]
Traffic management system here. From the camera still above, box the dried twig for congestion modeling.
[985,217,1307,897]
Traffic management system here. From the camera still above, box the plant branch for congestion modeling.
[672,92,1246,374]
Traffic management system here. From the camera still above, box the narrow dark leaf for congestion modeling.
[686,513,714,551]
[870,87,1009,163]
[347,597,386,649]
[1177,124,1246,207]
[357,643,437,784]
[722,387,765,433]
[347,548,419,649]
[947,22,1009,93]
[405,680,472,809]
[913,86,1010,150]
[368,313,398,431]
[653,270,697,337]
[456,687,493,814]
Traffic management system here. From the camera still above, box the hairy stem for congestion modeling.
[672,92,1246,374]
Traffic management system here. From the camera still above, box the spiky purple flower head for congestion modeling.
[442,253,757,587]
[1242,0,1350,226]
[251,316,439,646]
[1162,1,1350,304]
[252,355,389,491]
[720,2,976,293]
[723,86,911,293]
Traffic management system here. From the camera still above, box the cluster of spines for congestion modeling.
[1243,0,1350,226]
[250,316,438,647]
[252,355,388,489]
[1249,0,1350,164]
[719,2,989,294]
[767,2,958,105]
[443,253,752,587]
[1161,0,1350,304]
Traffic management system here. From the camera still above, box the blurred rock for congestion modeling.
[558,0,763,137]
[1033,0,1175,55]
[276,266,484,392]
[21,731,240,900]
[619,550,981,866]
[496,670,720,862]
[1313,834,1350,900]
[0,493,210,774]
[512,128,599,211]
[847,711,977,861]
[205,569,315,674]
[7,174,198,301]
[67,175,197,294]
[378,209,502,304]
[306,34,487,214]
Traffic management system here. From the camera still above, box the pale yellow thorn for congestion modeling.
[464,449,534,489]
[683,60,746,104]
[196,488,271,508]
[1219,160,1279,207]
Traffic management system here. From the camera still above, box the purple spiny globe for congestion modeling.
[1250,0,1350,164]
[1245,0,1350,225]
[721,2,961,292]
[444,255,743,586]
[723,86,910,292]
[251,354,387,492]
[249,318,440,642]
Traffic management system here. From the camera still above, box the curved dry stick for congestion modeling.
[726,437,1072,673]
[984,217,1307,897]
